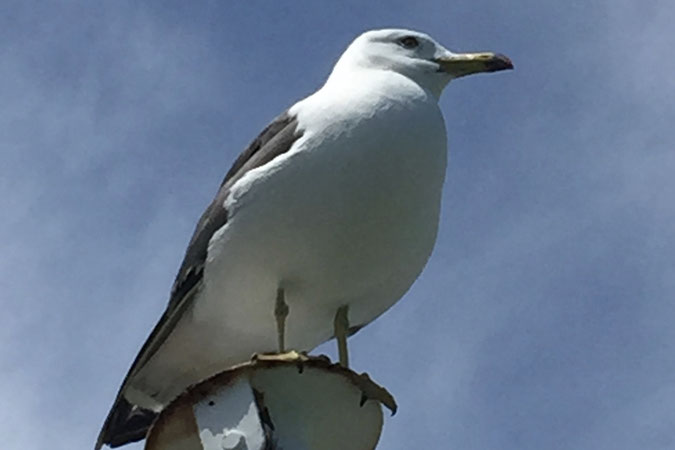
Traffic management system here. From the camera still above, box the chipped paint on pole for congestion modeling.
[146,353,396,450]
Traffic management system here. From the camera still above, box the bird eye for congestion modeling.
[398,36,419,49]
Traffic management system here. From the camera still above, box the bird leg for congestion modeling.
[275,287,289,353]
[334,305,350,368]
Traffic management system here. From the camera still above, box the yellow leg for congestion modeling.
[275,288,289,353]
[334,305,350,368]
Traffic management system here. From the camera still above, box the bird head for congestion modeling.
[331,28,513,97]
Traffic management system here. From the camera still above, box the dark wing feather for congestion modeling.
[96,111,301,449]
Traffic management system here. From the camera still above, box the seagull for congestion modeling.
[97,28,512,448]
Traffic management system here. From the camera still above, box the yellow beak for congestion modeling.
[435,52,513,78]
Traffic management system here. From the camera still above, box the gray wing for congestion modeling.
[96,111,302,449]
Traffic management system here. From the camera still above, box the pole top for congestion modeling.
[146,352,396,450]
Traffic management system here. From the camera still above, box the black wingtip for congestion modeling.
[97,397,157,449]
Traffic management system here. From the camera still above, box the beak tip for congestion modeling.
[488,53,514,72]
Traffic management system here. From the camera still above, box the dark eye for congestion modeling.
[399,36,419,49]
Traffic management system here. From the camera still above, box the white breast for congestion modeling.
[206,70,447,347]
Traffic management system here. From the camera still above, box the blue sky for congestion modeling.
[2,1,674,449]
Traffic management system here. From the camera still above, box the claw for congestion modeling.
[356,372,398,415]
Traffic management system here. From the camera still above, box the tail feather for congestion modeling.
[95,396,157,449]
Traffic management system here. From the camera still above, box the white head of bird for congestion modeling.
[329,28,513,98]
